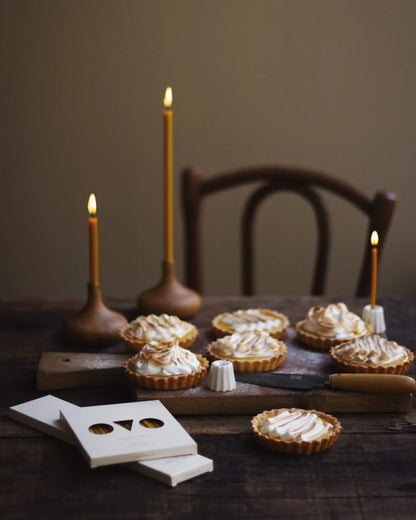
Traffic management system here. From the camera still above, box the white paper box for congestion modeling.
[128,454,213,487]
[9,395,212,486]
[60,400,197,468]
[9,394,78,443]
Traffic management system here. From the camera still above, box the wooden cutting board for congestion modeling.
[36,328,413,414]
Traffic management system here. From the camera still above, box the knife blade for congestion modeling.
[235,372,416,393]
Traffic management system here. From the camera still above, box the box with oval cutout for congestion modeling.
[9,395,213,486]
[60,400,197,468]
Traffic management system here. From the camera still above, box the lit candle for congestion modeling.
[370,230,378,308]
[163,86,173,263]
[88,193,99,285]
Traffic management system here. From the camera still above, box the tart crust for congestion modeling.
[251,408,342,455]
[212,308,289,339]
[124,354,209,390]
[119,318,198,352]
[329,339,414,374]
[206,340,286,372]
[295,320,372,351]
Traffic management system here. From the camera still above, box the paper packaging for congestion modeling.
[8,394,78,444]
[60,400,198,468]
[127,454,213,487]
[9,395,213,486]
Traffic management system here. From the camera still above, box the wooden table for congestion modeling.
[1,295,415,519]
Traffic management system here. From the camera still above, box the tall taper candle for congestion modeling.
[163,86,173,263]
[88,193,99,285]
[370,230,378,309]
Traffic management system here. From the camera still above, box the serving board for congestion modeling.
[37,329,413,414]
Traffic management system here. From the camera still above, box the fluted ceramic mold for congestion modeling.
[206,360,236,392]
[362,304,386,334]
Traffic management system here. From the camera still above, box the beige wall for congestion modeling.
[1,0,415,300]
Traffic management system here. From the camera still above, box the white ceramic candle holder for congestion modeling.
[362,304,386,334]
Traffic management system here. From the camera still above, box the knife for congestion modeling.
[235,372,416,393]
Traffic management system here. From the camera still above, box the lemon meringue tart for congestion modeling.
[206,330,287,372]
[330,335,414,374]
[212,308,289,339]
[295,302,371,350]
[124,340,208,390]
[119,313,197,352]
[251,408,341,454]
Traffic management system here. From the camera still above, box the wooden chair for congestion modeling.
[181,166,397,296]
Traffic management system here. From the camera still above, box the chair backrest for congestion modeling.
[181,166,397,296]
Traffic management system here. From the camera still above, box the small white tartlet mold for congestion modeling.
[206,360,236,392]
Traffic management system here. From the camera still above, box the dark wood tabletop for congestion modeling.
[1,295,415,520]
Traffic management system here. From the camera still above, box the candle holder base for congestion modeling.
[137,261,201,319]
[62,283,127,347]
[362,304,386,334]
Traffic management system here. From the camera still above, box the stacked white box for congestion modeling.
[9,394,78,443]
[60,400,197,468]
[9,395,213,486]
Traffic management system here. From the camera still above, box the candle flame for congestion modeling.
[371,230,379,247]
[164,86,172,108]
[88,193,97,216]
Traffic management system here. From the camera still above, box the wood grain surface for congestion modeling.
[2,295,416,520]
[37,328,412,413]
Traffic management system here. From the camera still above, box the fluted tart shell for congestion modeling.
[251,408,342,455]
[212,309,289,339]
[206,341,287,372]
[295,320,372,351]
[119,320,198,352]
[329,340,414,374]
[124,354,209,390]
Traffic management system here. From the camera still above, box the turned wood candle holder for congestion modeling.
[62,283,127,347]
[137,260,201,319]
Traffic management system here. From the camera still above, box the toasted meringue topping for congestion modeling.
[303,303,367,339]
[332,335,410,367]
[211,331,284,358]
[220,309,286,333]
[130,341,200,376]
[259,409,333,442]
[125,314,194,342]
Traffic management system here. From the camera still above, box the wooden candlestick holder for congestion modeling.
[137,260,201,319]
[62,283,127,347]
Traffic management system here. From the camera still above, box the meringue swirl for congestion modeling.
[220,309,286,333]
[303,303,367,339]
[211,331,284,359]
[126,314,194,342]
[331,335,410,367]
[130,341,201,376]
[259,409,333,442]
